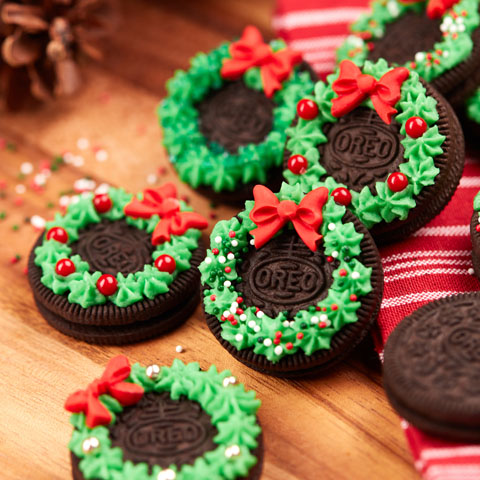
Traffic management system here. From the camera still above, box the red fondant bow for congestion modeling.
[64,355,144,429]
[331,60,410,125]
[124,183,208,245]
[249,185,329,252]
[221,25,302,98]
[399,0,459,19]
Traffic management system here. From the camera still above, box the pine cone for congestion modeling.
[0,0,118,110]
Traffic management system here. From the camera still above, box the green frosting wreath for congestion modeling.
[199,183,373,363]
[336,0,480,83]
[158,39,316,192]
[283,59,445,228]
[34,188,201,308]
[68,360,261,480]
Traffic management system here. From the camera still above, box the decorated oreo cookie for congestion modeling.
[336,0,480,107]
[158,25,316,205]
[283,59,464,244]
[384,293,480,441]
[28,184,208,344]
[65,355,263,480]
[199,183,383,377]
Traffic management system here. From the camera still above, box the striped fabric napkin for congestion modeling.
[274,1,480,479]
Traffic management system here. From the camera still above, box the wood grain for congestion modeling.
[0,1,418,479]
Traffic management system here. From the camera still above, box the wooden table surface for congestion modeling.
[0,1,419,479]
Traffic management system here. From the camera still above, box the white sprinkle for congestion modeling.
[95,183,110,194]
[310,316,319,324]
[352,272,360,279]
[248,320,256,328]
[20,162,33,175]
[328,223,335,231]
[231,302,238,308]
[415,52,425,62]
[264,338,272,347]
[254,326,261,333]
[289,321,295,327]
[215,236,222,244]
[458,23,466,32]
[224,280,232,287]
[231,240,238,247]
[440,23,448,33]
[223,310,230,318]
[77,137,90,150]
[15,184,26,194]
[175,345,183,353]
[74,178,96,192]
[443,50,450,58]
[320,314,328,322]
[256,310,264,318]
[239,314,247,321]
[95,149,108,162]
[63,152,75,163]
[387,1,399,16]
[456,16,464,24]
[249,239,255,246]
[227,253,235,260]
[468,268,475,275]
[230,305,237,314]
[332,251,339,258]
[443,16,453,26]
[347,35,363,48]
[225,445,241,458]
[219,256,226,264]
[325,319,332,327]
[283,320,290,327]
[235,333,243,342]
[72,155,85,167]
[450,24,458,33]
[71,195,80,204]
[204,257,212,264]
[147,173,157,184]
[157,469,176,480]
[30,215,46,229]
[59,195,71,207]
[274,345,283,355]
[33,173,47,186]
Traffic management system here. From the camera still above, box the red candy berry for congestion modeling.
[55,258,76,276]
[155,254,176,274]
[331,187,352,206]
[297,99,319,120]
[405,116,427,138]
[93,193,112,213]
[286,342,293,350]
[288,154,308,175]
[46,226,68,243]
[97,274,118,296]
[476,224,480,233]
[387,172,408,192]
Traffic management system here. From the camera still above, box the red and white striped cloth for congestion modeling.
[274,1,480,479]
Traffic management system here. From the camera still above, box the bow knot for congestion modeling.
[399,0,459,18]
[64,355,144,429]
[249,185,328,252]
[124,183,208,245]
[331,60,409,125]
[221,25,302,98]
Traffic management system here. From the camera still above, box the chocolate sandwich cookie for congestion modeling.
[283,59,464,244]
[28,184,208,344]
[336,0,480,107]
[158,25,317,205]
[65,356,263,480]
[384,293,480,441]
[200,183,383,377]
[470,190,480,278]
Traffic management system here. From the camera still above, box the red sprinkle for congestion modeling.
[315,306,321,311]
[225,267,232,273]
[331,187,352,206]
[297,99,319,120]
[350,294,358,301]
[55,258,76,276]
[228,231,236,238]
[96,274,118,296]
[297,333,304,340]
[387,172,408,192]
[339,269,347,277]
[326,256,334,263]
[212,248,219,255]
[286,342,293,350]
[273,338,281,345]
[155,254,176,274]
[405,116,427,138]
[288,154,308,175]
[331,304,338,311]
[228,314,235,322]
[231,320,238,326]
[210,294,216,301]
[319,321,327,328]
[236,308,244,315]
[275,331,283,338]
[237,297,244,304]
[93,193,112,213]
[46,227,69,244]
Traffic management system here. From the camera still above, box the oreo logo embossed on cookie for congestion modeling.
[65,356,263,479]
[384,293,480,441]
[28,184,208,344]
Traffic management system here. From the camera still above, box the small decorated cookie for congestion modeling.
[158,25,316,205]
[384,293,480,441]
[65,355,263,480]
[470,190,480,277]
[199,183,383,376]
[336,0,480,107]
[283,59,464,244]
[28,184,208,344]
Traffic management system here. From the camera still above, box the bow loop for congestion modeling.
[399,0,459,18]
[221,25,301,98]
[332,60,409,125]
[249,185,328,251]
[124,183,208,245]
[64,355,144,429]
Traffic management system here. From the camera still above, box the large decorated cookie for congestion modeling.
[28,184,207,344]
[158,25,316,205]
[283,59,464,244]
[336,0,480,107]
[65,356,263,480]
[199,183,383,376]
[384,293,480,441]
